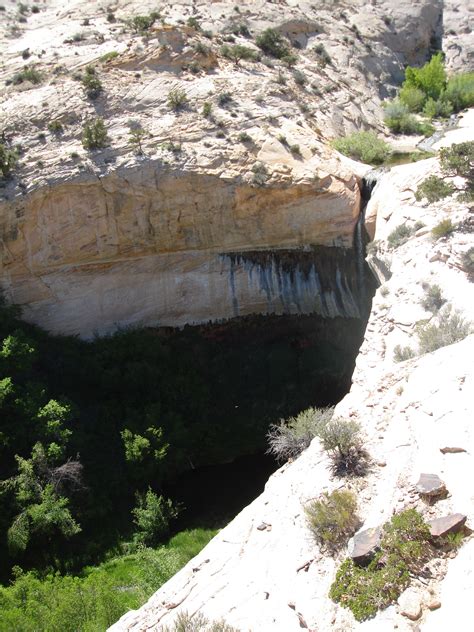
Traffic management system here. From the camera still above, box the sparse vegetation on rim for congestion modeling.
[305,489,359,553]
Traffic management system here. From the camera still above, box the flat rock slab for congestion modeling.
[416,473,447,497]
[348,526,382,563]
[440,447,467,454]
[428,513,467,538]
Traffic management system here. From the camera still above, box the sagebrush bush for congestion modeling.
[387,223,413,249]
[251,161,269,185]
[431,218,455,240]
[330,509,431,621]
[168,88,188,111]
[417,304,471,354]
[420,283,446,313]
[319,418,369,476]
[9,65,42,86]
[160,611,240,632]
[332,131,390,165]
[393,344,416,363]
[266,407,334,462]
[82,118,108,150]
[305,489,359,552]
[383,100,421,135]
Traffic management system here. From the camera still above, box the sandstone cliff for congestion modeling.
[1,0,472,335]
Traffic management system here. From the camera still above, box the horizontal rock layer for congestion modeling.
[0,166,360,336]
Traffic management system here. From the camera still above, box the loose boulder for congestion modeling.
[348,526,382,564]
[416,473,447,499]
[428,514,467,538]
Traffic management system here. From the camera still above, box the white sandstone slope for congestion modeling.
[110,115,474,632]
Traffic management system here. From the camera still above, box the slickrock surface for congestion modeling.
[109,115,474,631]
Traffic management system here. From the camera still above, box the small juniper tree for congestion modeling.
[82,118,108,150]
[0,143,18,178]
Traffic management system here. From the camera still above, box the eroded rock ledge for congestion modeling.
[0,164,361,336]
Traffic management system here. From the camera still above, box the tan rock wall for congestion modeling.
[0,166,360,336]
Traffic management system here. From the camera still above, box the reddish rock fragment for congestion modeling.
[428,513,467,538]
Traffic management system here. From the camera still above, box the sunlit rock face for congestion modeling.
[0,166,361,337]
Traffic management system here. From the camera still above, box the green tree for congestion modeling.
[132,489,178,546]
[403,53,447,101]
[3,443,81,554]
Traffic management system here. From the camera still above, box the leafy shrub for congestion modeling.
[415,175,455,203]
[0,143,18,178]
[444,72,474,112]
[168,88,188,110]
[82,117,108,150]
[383,100,422,135]
[332,131,390,165]
[431,218,455,240]
[403,53,446,101]
[387,223,413,248]
[330,509,431,621]
[266,407,334,462]
[319,418,369,476]
[417,304,471,354]
[420,283,446,313]
[132,488,178,546]
[9,65,42,85]
[399,85,426,112]
[81,66,102,99]
[423,97,452,119]
[393,344,416,363]
[255,28,289,59]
